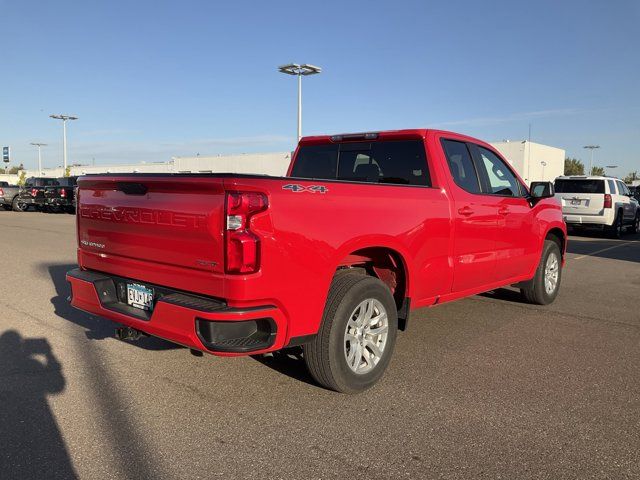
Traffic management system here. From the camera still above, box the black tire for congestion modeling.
[11,196,25,212]
[520,240,562,305]
[2,204,11,211]
[607,211,624,239]
[629,213,639,234]
[304,272,398,394]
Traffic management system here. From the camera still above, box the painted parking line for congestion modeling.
[571,241,638,260]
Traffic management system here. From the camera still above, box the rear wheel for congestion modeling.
[304,272,398,394]
[608,212,624,239]
[629,213,639,234]
[12,197,25,212]
[521,240,562,305]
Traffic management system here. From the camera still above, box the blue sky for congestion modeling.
[2,0,639,174]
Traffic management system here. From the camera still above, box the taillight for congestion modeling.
[0,188,4,196]
[604,194,612,208]
[225,191,268,274]
[60,188,66,198]
[31,188,38,197]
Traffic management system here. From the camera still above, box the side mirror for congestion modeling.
[530,181,555,199]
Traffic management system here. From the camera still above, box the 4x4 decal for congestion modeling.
[282,184,328,194]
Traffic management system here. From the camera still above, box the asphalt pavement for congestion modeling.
[0,210,638,479]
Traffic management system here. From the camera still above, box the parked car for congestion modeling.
[66,129,566,393]
[630,185,640,203]
[555,176,640,237]
[0,182,21,211]
[44,177,77,213]
[15,177,60,211]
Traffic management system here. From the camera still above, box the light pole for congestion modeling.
[583,145,600,175]
[30,142,47,174]
[540,161,547,180]
[50,114,78,173]
[278,63,322,141]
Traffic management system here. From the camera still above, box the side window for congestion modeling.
[618,181,629,195]
[476,146,521,197]
[441,139,481,194]
[607,180,617,194]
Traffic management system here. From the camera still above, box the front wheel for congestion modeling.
[304,272,398,394]
[521,240,562,305]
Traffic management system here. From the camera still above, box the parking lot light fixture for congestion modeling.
[50,114,78,173]
[278,63,322,141]
[30,142,48,175]
[583,145,600,175]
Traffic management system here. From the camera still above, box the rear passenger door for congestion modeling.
[470,144,538,282]
[441,139,499,293]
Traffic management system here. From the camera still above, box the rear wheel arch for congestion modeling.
[336,246,409,329]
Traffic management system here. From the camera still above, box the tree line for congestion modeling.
[564,157,637,182]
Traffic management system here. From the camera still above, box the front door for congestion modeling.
[441,139,499,293]
[470,144,539,281]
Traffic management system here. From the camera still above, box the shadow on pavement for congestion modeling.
[251,348,320,388]
[44,263,181,350]
[478,287,529,304]
[567,232,640,264]
[0,331,78,479]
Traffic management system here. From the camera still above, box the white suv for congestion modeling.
[554,176,640,238]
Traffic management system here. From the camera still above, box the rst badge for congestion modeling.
[282,184,328,194]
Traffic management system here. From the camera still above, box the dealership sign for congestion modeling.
[2,146,9,163]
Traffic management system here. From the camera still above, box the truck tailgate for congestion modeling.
[77,175,226,277]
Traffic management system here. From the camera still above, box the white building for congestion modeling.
[490,140,565,184]
[2,151,292,182]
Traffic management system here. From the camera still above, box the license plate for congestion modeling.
[127,283,154,311]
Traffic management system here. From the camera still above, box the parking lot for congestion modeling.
[1,210,638,479]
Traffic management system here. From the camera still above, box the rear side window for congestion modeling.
[441,139,481,194]
[617,181,630,195]
[554,180,605,194]
[607,180,617,194]
[291,140,430,186]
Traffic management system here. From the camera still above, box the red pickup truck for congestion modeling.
[67,129,566,393]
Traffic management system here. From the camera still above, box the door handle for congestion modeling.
[498,207,510,216]
[458,206,474,216]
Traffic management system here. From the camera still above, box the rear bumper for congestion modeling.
[21,197,46,206]
[66,268,288,355]
[563,212,613,227]
[46,197,73,207]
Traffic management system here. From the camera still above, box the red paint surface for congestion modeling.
[68,129,566,354]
